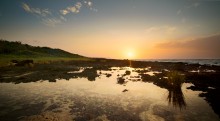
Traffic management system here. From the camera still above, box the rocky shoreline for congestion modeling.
[0,59,220,118]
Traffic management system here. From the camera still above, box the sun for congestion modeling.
[127,51,134,59]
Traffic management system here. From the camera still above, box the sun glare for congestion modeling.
[127,51,134,59]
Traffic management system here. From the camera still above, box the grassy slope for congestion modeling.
[0,40,90,66]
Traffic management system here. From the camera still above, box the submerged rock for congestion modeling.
[122,89,128,92]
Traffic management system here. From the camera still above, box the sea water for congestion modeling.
[137,59,220,66]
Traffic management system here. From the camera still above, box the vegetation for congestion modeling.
[0,39,88,66]
[166,71,186,109]
[167,71,185,87]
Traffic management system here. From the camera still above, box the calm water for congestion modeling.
[137,59,220,66]
[0,67,219,121]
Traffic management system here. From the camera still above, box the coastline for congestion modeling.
[135,59,220,66]
[0,59,219,120]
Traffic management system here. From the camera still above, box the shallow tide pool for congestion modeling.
[0,67,219,121]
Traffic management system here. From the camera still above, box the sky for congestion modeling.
[0,0,220,59]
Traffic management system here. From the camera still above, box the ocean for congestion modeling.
[136,59,220,66]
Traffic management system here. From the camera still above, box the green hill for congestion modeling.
[0,39,88,65]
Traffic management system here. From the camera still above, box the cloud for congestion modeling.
[68,2,82,13]
[41,18,62,27]
[84,1,93,7]
[60,2,82,15]
[22,3,51,17]
[86,1,98,12]
[22,3,31,12]
[146,27,158,33]
[145,26,177,34]
[67,6,79,13]
[177,2,200,16]
[60,9,69,15]
[60,1,97,15]
[88,1,92,6]
[22,2,65,27]
[187,2,200,9]
[155,34,220,58]
[22,1,97,26]
[60,16,67,22]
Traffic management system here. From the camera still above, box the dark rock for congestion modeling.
[122,89,128,92]
[125,70,131,75]
[106,73,112,78]
[117,77,125,84]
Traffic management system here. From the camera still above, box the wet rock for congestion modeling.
[117,77,125,84]
[125,70,131,75]
[81,68,99,81]
[140,74,155,83]
[106,74,112,78]
[122,89,128,92]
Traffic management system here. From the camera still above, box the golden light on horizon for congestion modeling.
[127,51,134,59]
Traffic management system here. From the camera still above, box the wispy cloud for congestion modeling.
[22,2,65,27]
[60,1,97,15]
[22,1,97,27]
[22,3,31,12]
[84,0,98,12]
[176,2,200,24]
[67,2,82,13]
[84,1,93,7]
[22,3,51,17]
[145,26,177,34]
[60,9,69,15]
[41,18,62,27]
[60,2,83,15]
[178,2,200,13]
[60,16,67,22]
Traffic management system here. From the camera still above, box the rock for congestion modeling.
[122,89,128,92]
[125,70,131,75]
[106,73,112,78]
[117,77,125,84]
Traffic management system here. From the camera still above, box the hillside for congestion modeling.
[0,39,88,66]
[0,39,84,58]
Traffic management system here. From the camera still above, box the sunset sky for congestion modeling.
[0,0,220,59]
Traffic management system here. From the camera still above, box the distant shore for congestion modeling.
[135,59,220,66]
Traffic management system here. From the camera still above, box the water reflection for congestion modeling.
[0,66,219,121]
[167,85,186,109]
[139,70,187,109]
[166,71,186,109]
